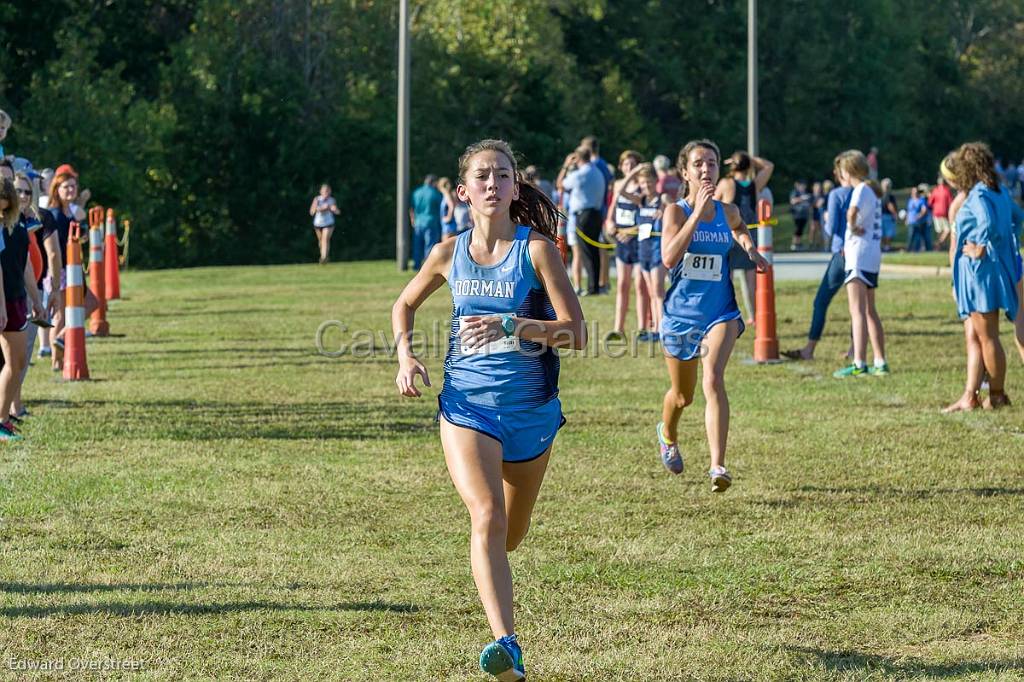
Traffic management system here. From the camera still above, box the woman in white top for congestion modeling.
[833,150,888,378]
[309,183,339,264]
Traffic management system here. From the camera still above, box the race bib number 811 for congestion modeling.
[681,252,723,281]
[458,317,521,356]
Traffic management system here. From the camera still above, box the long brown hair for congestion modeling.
[457,139,559,241]
[675,139,721,198]
[48,171,77,212]
[0,177,19,230]
[955,142,999,192]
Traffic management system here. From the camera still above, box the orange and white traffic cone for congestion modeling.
[88,206,109,337]
[104,208,121,300]
[753,199,780,363]
[64,222,90,380]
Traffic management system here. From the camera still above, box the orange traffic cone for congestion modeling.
[104,208,121,300]
[88,206,109,336]
[753,199,780,363]
[64,222,90,380]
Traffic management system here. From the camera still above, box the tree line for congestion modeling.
[1,0,1020,268]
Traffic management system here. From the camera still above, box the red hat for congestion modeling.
[54,163,78,178]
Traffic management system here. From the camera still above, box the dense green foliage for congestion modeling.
[1,0,1021,267]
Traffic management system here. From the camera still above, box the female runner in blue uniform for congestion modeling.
[656,140,769,491]
[392,139,585,681]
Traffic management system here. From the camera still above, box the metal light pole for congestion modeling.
[396,0,410,270]
[747,0,758,156]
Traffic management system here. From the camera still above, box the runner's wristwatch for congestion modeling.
[500,314,516,338]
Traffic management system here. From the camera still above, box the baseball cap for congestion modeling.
[54,163,78,177]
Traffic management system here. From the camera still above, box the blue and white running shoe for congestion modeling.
[657,422,683,475]
[480,634,525,681]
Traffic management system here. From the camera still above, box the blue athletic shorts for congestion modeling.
[638,238,662,271]
[438,396,565,463]
[661,314,745,362]
[615,237,638,265]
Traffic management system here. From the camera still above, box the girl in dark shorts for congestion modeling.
[11,173,48,421]
[0,177,44,441]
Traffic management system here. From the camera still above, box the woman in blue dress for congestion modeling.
[392,139,585,680]
[656,140,769,492]
[947,142,1018,410]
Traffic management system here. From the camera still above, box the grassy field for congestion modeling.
[3,260,1023,680]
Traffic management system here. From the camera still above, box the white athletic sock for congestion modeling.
[874,358,886,368]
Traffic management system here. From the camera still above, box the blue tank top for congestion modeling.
[664,200,739,322]
[441,226,559,408]
[637,195,661,238]
[613,194,639,228]
[732,178,758,225]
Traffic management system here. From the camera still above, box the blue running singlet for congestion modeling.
[661,200,744,361]
[637,195,662,271]
[613,193,640,265]
[441,226,560,408]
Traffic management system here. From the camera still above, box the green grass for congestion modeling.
[3,261,1024,680]
[882,251,951,268]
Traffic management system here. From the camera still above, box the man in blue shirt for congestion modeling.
[784,165,854,360]
[557,146,606,295]
[581,136,614,293]
[409,175,443,269]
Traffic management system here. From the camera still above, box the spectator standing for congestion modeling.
[783,157,853,361]
[437,177,459,243]
[47,166,97,371]
[789,180,812,250]
[929,176,954,249]
[580,136,614,294]
[556,146,605,296]
[653,155,682,202]
[905,186,931,252]
[880,178,899,252]
[947,142,1019,409]
[715,151,774,325]
[810,181,825,250]
[867,146,879,180]
[409,175,443,269]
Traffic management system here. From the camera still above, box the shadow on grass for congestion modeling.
[0,581,229,594]
[116,307,291,319]
[3,600,420,618]
[797,485,1024,499]
[112,346,313,357]
[788,646,1023,677]
[27,398,435,441]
